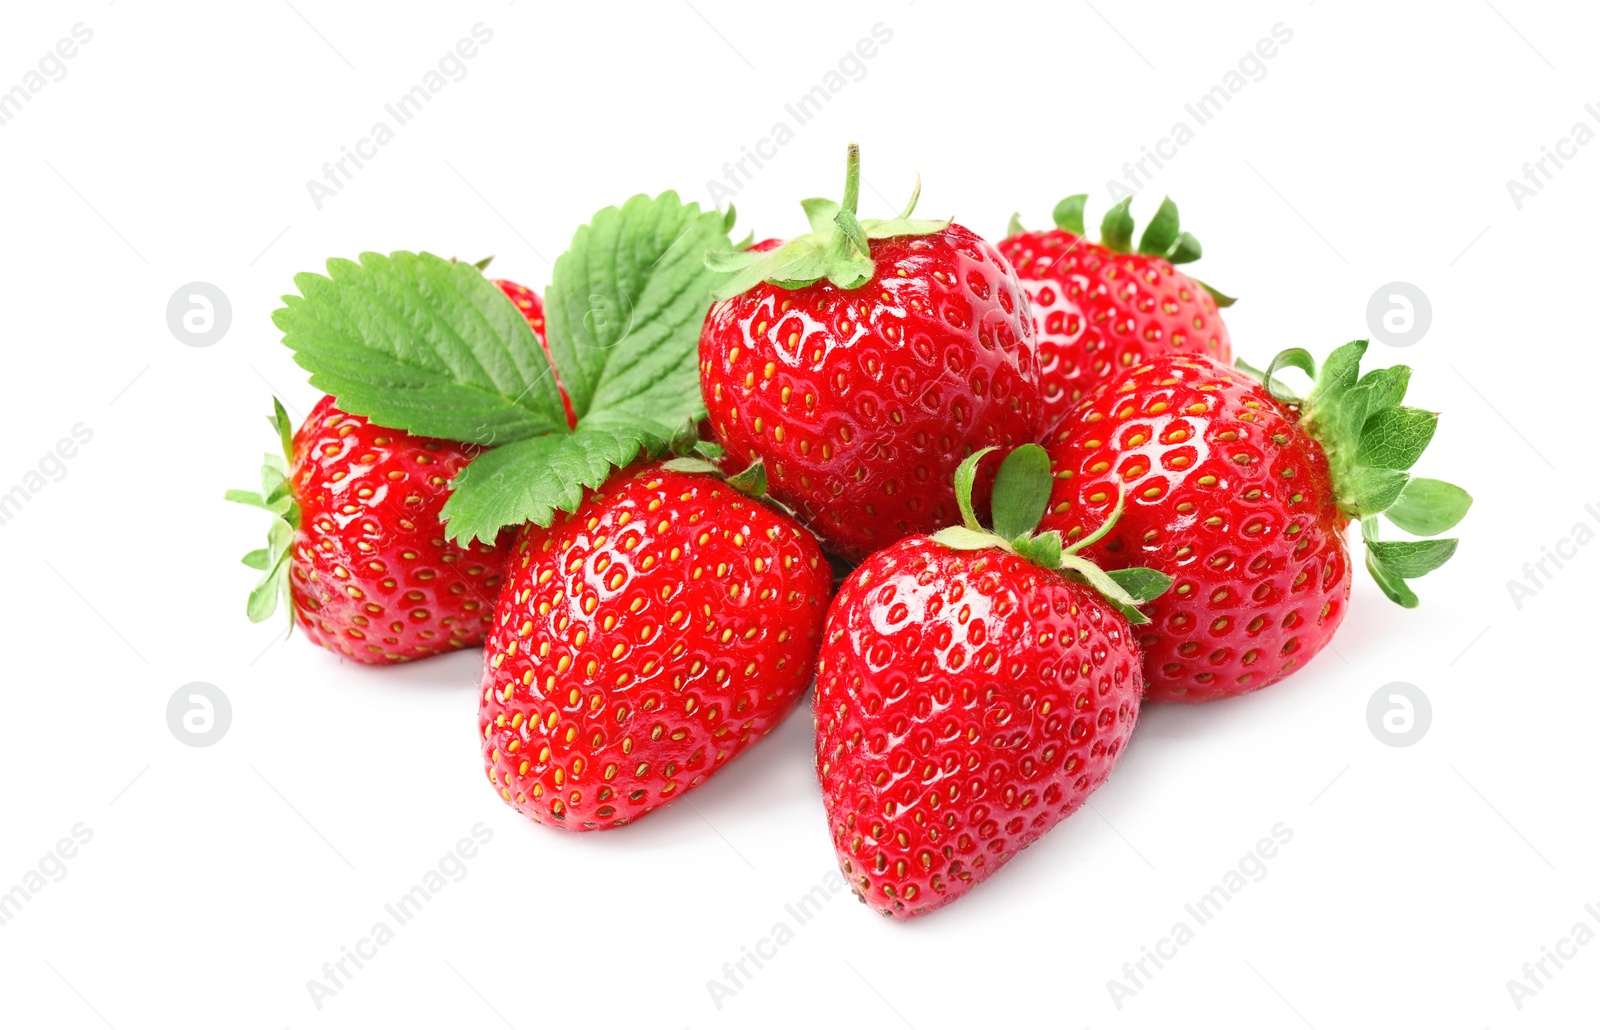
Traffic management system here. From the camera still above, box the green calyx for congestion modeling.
[223,398,300,628]
[706,143,950,301]
[1013,194,1235,309]
[1238,340,1472,608]
[930,444,1172,625]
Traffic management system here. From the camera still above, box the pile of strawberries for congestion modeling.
[231,146,1469,919]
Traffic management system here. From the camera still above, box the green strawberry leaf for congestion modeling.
[990,443,1052,541]
[1367,538,1458,579]
[545,191,733,423]
[440,411,671,545]
[241,548,272,571]
[273,251,565,446]
[1385,477,1473,536]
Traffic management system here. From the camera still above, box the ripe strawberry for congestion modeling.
[1040,345,1471,702]
[815,445,1169,917]
[701,145,1040,563]
[1000,195,1234,429]
[480,460,832,830]
[493,278,577,430]
[228,396,512,663]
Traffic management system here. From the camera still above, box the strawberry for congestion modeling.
[700,144,1040,563]
[228,396,512,664]
[479,460,832,830]
[493,277,577,430]
[1000,195,1234,429]
[1040,345,1471,702]
[814,445,1169,917]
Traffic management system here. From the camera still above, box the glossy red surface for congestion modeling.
[1041,356,1351,702]
[815,537,1141,918]
[700,224,1040,562]
[999,229,1232,432]
[480,463,832,830]
[288,396,511,664]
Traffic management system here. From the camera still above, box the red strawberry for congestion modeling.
[700,145,1040,563]
[1040,346,1470,702]
[494,278,577,430]
[228,396,512,664]
[814,445,1168,917]
[480,460,832,830]
[1000,195,1234,429]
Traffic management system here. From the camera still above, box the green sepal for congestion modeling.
[1366,538,1458,579]
[725,460,769,498]
[929,444,1169,622]
[1240,345,1469,608]
[707,144,948,301]
[1058,553,1149,623]
[1052,194,1088,235]
[1385,478,1472,537]
[1100,197,1135,252]
[1198,279,1236,307]
[1011,529,1062,570]
[229,400,301,628]
[1036,193,1233,300]
[1105,566,1174,604]
[951,447,995,531]
[1365,549,1419,608]
[990,443,1052,541]
[1137,198,1180,256]
[1006,212,1026,238]
[1355,407,1438,471]
[1167,231,1202,265]
[660,456,720,476]
[931,526,1000,552]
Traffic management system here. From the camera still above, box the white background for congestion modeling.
[0,1,1594,1027]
